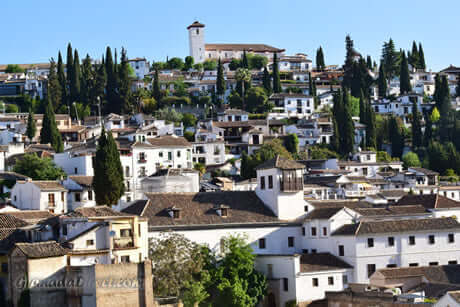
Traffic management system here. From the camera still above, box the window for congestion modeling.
[260,176,265,190]
[173,210,180,219]
[342,275,348,285]
[311,227,317,236]
[388,237,395,247]
[367,238,374,248]
[323,227,328,236]
[302,227,305,236]
[159,152,163,158]
[267,264,273,278]
[74,167,78,174]
[140,166,146,177]
[409,236,416,245]
[448,260,458,265]
[428,235,435,245]
[328,276,334,285]
[409,263,418,267]
[138,224,141,237]
[139,152,146,162]
[61,192,65,202]
[168,152,172,160]
[288,237,295,247]
[125,166,130,177]
[120,256,130,263]
[177,151,181,157]
[304,205,309,212]
[311,249,317,254]
[88,191,93,201]
[362,168,368,176]
[86,239,94,246]
[283,278,289,291]
[268,176,273,189]
[221,208,228,217]
[367,264,376,277]
[75,193,81,202]
[259,238,266,249]
[120,229,132,237]
[312,278,319,287]
[48,193,55,204]
[449,233,455,243]
[386,264,397,268]
[429,262,439,266]
[338,245,344,256]
[62,224,68,236]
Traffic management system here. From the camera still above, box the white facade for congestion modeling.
[192,141,226,166]
[128,58,150,79]
[188,23,205,63]
[54,152,94,176]
[10,180,67,214]
[269,94,315,118]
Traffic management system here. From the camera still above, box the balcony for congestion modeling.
[280,178,303,192]
[113,237,134,249]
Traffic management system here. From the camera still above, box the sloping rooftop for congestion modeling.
[68,176,93,188]
[122,191,285,228]
[375,265,460,285]
[14,241,67,259]
[408,167,439,176]
[332,217,460,236]
[300,253,352,272]
[353,205,428,217]
[29,181,66,191]
[146,135,191,147]
[205,43,284,53]
[5,210,55,224]
[305,207,343,220]
[0,214,29,229]
[397,194,460,209]
[68,206,132,218]
[255,155,305,171]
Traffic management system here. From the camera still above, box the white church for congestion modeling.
[187,21,285,63]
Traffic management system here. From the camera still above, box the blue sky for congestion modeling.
[1,0,458,71]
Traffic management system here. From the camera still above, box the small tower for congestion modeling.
[255,155,308,220]
[187,21,205,64]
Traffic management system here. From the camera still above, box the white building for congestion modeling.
[10,180,68,214]
[269,93,315,118]
[62,176,95,211]
[128,57,150,79]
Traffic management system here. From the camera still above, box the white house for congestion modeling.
[62,176,95,211]
[128,57,150,79]
[10,180,68,214]
[269,93,315,118]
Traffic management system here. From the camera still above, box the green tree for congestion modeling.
[388,116,404,158]
[203,59,217,71]
[183,131,195,142]
[365,98,377,149]
[402,151,421,168]
[66,44,74,100]
[248,55,268,70]
[167,57,184,70]
[184,56,194,71]
[216,58,226,98]
[272,52,281,93]
[209,236,267,307]
[456,74,460,98]
[47,59,62,111]
[430,107,440,123]
[412,100,423,149]
[284,133,299,154]
[366,55,373,70]
[342,35,355,89]
[4,64,24,73]
[229,59,241,71]
[316,46,325,70]
[118,47,133,114]
[307,146,339,160]
[93,128,124,205]
[242,50,249,69]
[155,107,183,123]
[228,91,243,109]
[70,49,81,103]
[6,104,19,113]
[80,54,94,105]
[381,38,399,79]
[377,63,387,98]
[40,97,63,153]
[342,89,355,154]
[235,68,251,110]
[26,109,36,141]
[152,69,161,102]
[377,150,392,162]
[13,153,65,180]
[105,46,118,113]
[149,232,206,297]
[262,66,271,94]
[418,42,426,70]
[245,87,272,113]
[57,51,67,106]
[182,113,197,128]
[409,41,419,68]
[399,51,412,94]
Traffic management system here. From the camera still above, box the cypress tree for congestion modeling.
[272,52,281,93]
[433,74,442,108]
[378,63,387,98]
[47,59,62,111]
[216,58,225,97]
[93,128,125,205]
[365,100,377,149]
[93,59,106,110]
[409,41,419,68]
[80,54,93,105]
[342,89,355,154]
[242,50,249,69]
[262,66,271,94]
[366,55,373,70]
[381,39,398,79]
[152,69,161,102]
[424,112,433,147]
[456,74,460,98]
[343,35,355,89]
[389,116,404,158]
[105,47,118,113]
[26,109,36,141]
[359,90,366,124]
[331,90,343,153]
[40,97,63,153]
[66,43,74,104]
[350,62,362,98]
[316,47,325,71]
[418,43,426,70]
[411,100,422,149]
[308,72,314,96]
[57,51,67,107]
[118,47,132,114]
[70,49,81,103]
[399,51,412,94]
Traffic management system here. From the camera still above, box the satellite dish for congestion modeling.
[109,230,116,237]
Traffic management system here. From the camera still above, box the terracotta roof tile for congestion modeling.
[255,155,305,170]
[31,181,67,191]
[69,206,132,218]
[68,176,93,188]
[146,135,191,147]
[300,253,352,272]
[14,241,67,258]
[6,211,55,224]
[0,214,29,229]
[397,194,460,209]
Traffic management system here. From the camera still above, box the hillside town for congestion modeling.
[1,19,460,307]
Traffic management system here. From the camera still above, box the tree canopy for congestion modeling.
[13,153,65,180]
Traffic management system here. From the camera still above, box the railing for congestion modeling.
[280,178,303,192]
[113,237,134,249]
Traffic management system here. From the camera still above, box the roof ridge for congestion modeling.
[140,199,150,217]
[355,221,363,235]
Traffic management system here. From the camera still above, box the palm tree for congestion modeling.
[235,68,251,110]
